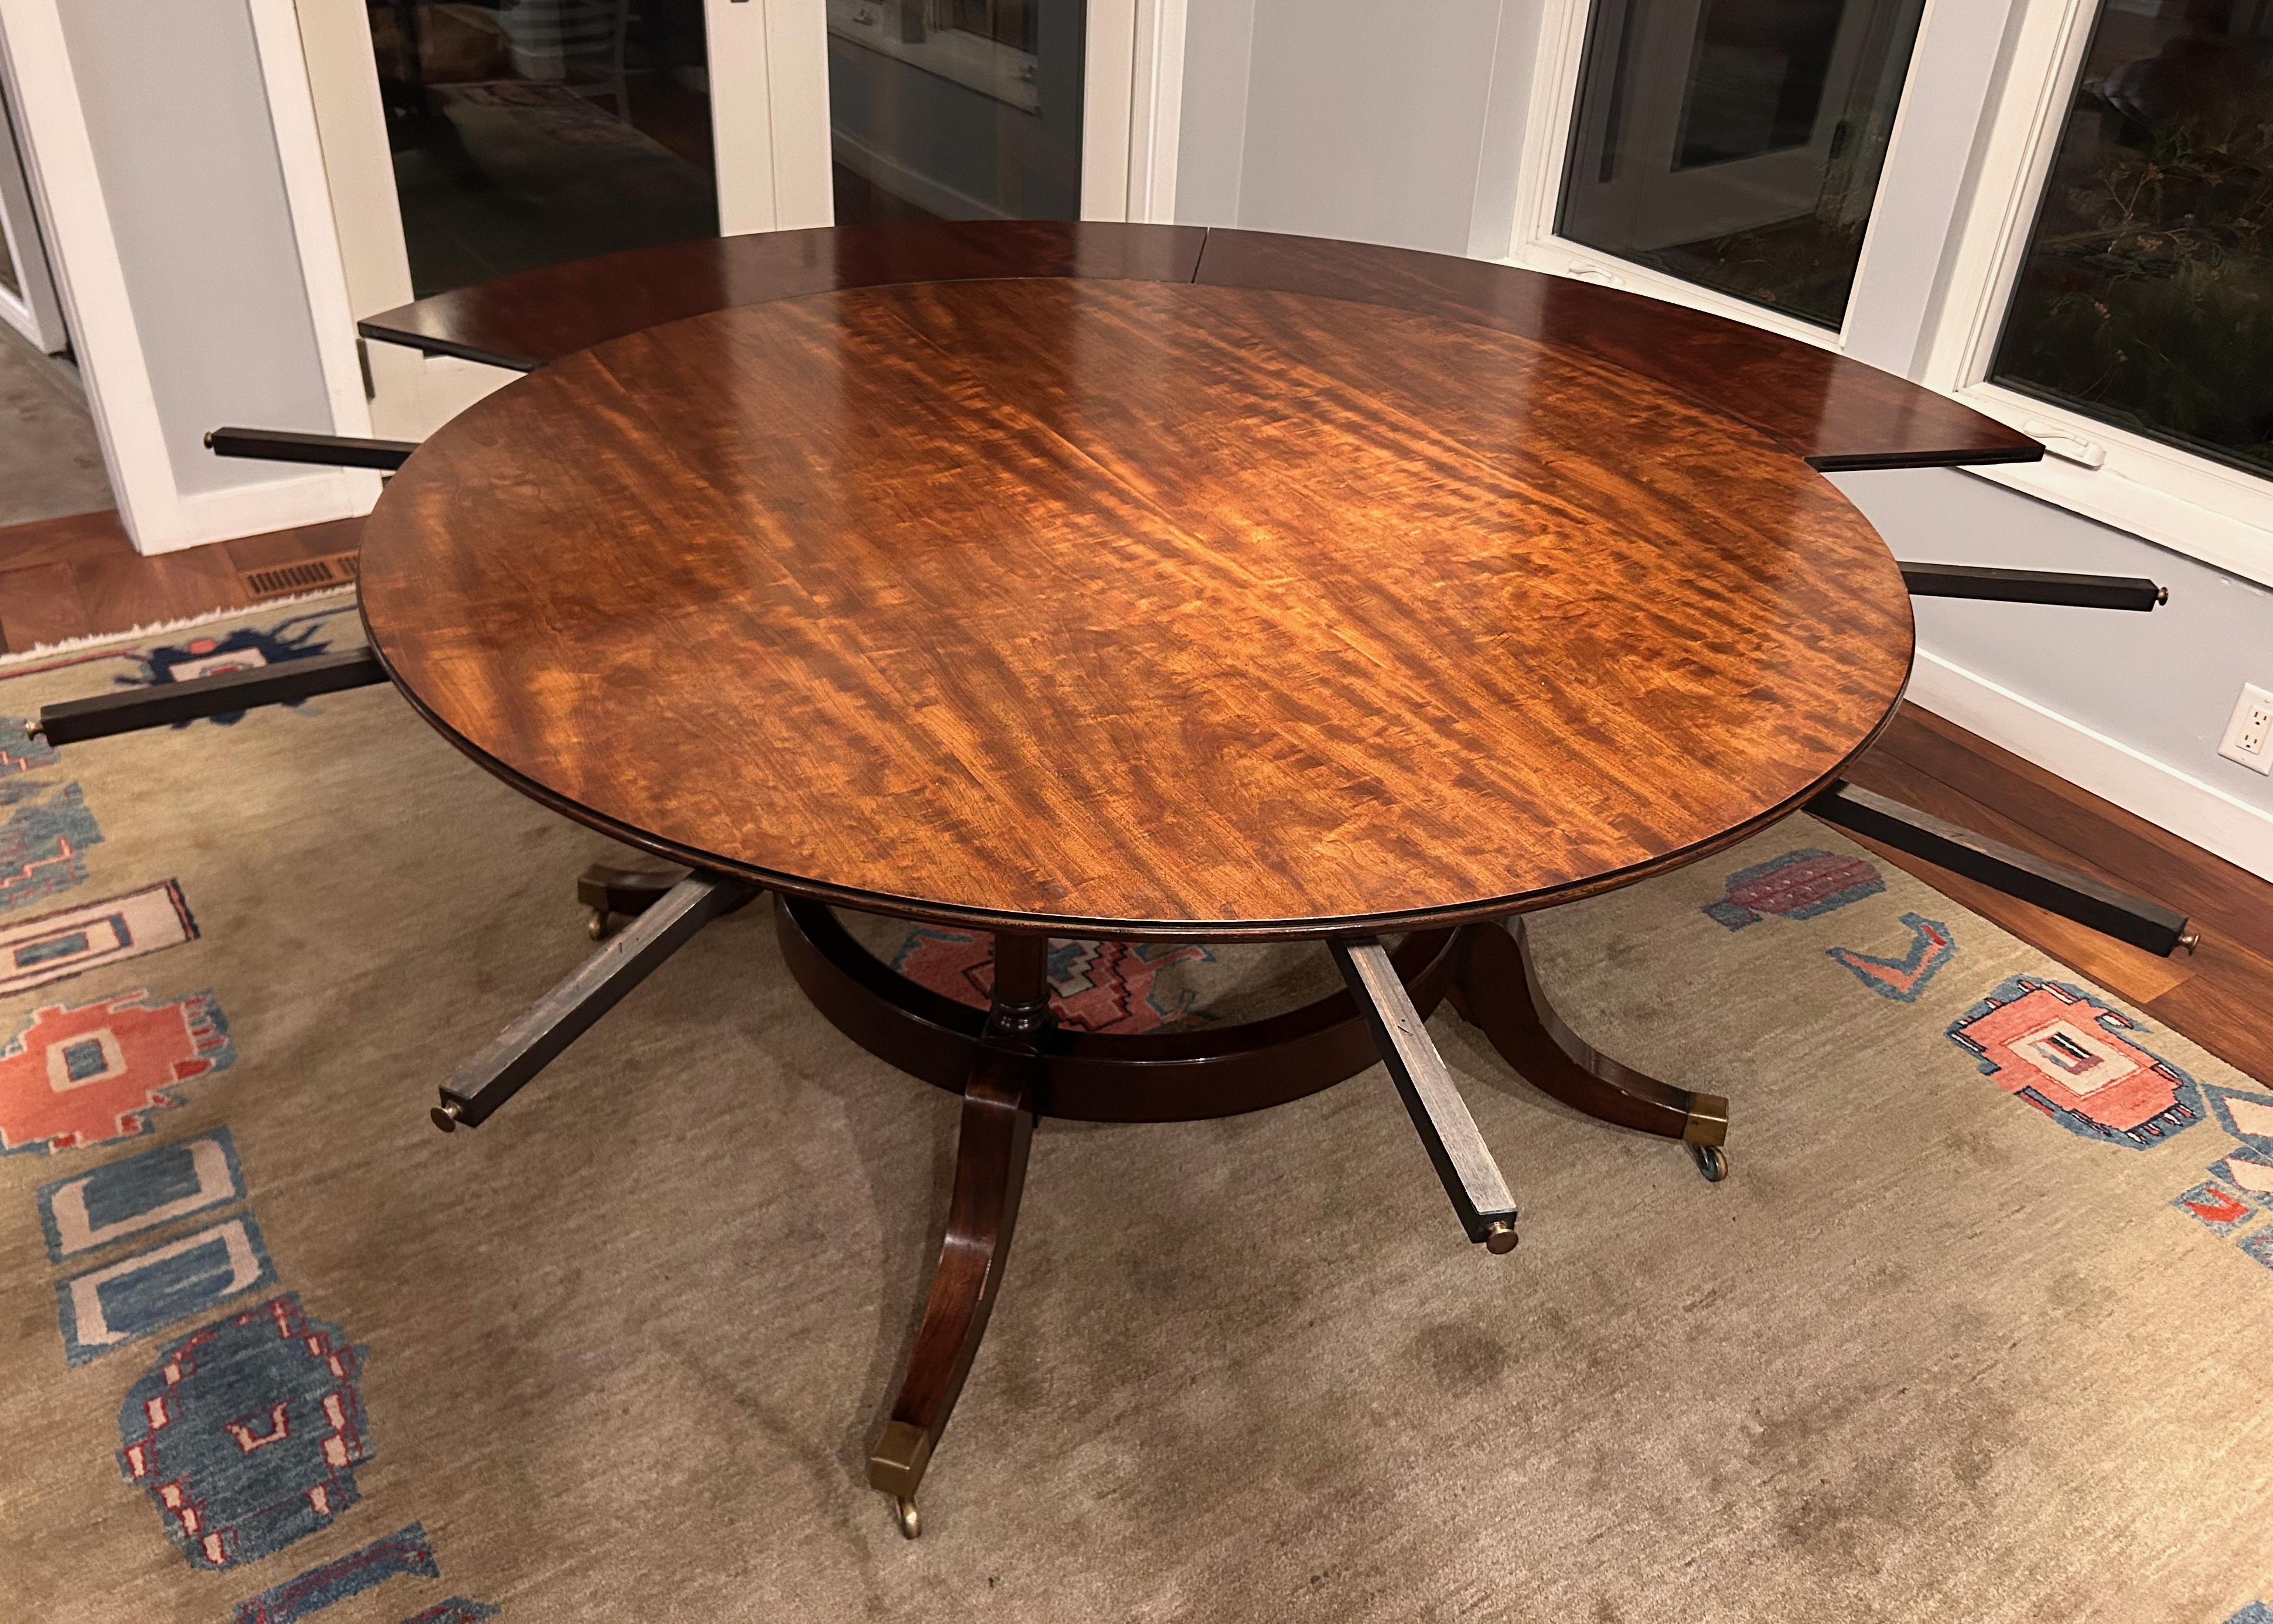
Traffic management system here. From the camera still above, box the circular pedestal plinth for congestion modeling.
[774,897,1459,1123]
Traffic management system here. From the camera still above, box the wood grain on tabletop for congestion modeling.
[357,276,1915,937]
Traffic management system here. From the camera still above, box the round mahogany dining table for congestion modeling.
[353,224,1978,1537]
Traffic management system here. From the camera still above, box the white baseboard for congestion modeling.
[1905,647,2273,883]
[130,467,381,556]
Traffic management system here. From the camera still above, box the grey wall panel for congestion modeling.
[1174,0,1258,227]
[57,0,332,499]
[1234,0,1505,254]
[1830,467,2273,820]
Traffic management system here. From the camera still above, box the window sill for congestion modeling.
[1946,384,2273,593]
[1957,451,2273,594]
[1503,240,1847,356]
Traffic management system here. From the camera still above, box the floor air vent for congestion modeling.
[240,552,360,602]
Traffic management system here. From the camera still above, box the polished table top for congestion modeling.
[359,273,1916,939]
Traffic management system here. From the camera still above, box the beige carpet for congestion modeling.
[1,601,2269,1624]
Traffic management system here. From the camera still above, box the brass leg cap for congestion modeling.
[429,1100,462,1134]
[868,1419,933,1500]
[1483,1220,1519,1255]
[1681,1093,1732,1148]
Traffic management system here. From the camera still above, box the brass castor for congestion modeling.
[1690,1142,1728,1183]
[587,907,612,942]
[894,1497,920,1540]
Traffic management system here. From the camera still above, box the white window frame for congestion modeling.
[1503,0,2273,593]
[1503,0,1876,357]
[0,44,69,354]
[1919,0,2273,592]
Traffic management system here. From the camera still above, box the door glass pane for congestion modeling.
[1559,0,1929,329]
[0,81,24,299]
[1989,1,2273,481]
[370,0,719,298]
[825,0,1085,225]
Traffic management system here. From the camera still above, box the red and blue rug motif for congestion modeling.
[0,988,234,1155]
[117,1294,370,1569]
[1703,848,1884,930]
[1946,976,2203,1150]
[893,927,1212,1033]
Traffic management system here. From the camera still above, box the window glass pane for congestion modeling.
[370,1,719,299]
[1990,1,2273,480]
[1559,0,1929,330]
[826,0,1084,225]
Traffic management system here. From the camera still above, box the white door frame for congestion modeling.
[1084,0,1187,224]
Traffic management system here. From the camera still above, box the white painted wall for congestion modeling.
[1171,0,1254,227]
[10,0,373,552]
[54,0,331,500]
[1173,0,2273,876]
[1178,0,1532,256]
[1831,469,2273,839]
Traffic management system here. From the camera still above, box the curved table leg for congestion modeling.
[1449,918,1731,1181]
[867,933,1049,1537]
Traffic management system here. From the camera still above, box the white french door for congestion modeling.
[288,0,1177,439]
[0,45,67,352]
[1562,0,1900,252]
[794,0,1178,231]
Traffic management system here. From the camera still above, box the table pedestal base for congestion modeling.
[773,899,1463,1123]
[766,896,1721,1534]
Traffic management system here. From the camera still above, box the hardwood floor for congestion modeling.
[0,509,361,651]
[1844,707,2273,1085]
[0,504,2265,1081]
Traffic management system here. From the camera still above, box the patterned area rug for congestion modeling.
[1,601,2269,1623]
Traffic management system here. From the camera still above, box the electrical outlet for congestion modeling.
[2219,682,2273,775]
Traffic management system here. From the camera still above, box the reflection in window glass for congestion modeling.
[0,81,23,300]
[1991,1,2273,480]
[826,0,1084,225]
[1559,0,1927,329]
[371,0,719,299]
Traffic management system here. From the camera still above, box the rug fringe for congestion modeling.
[0,588,361,671]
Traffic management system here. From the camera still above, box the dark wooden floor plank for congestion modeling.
[72,541,251,634]
[1877,707,2273,962]
[2145,938,2273,1085]
[0,560,95,653]
[0,508,138,572]
[223,517,364,573]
